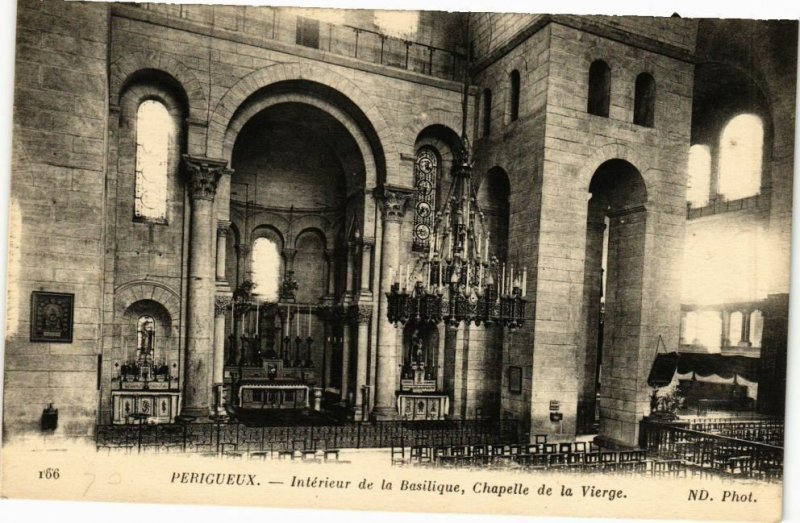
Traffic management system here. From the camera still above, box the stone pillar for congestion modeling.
[216,221,230,282]
[182,155,227,417]
[371,186,412,419]
[213,295,231,415]
[436,323,446,391]
[359,239,373,295]
[740,310,752,347]
[324,249,336,298]
[235,244,250,286]
[341,321,352,404]
[720,309,731,348]
[354,304,372,420]
[281,248,297,302]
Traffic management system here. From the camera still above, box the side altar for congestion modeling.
[396,326,448,420]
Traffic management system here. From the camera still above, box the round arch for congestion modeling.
[223,94,376,193]
[110,51,208,121]
[114,280,181,323]
[207,62,398,184]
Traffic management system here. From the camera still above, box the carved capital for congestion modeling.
[183,155,229,201]
[282,248,297,263]
[214,295,232,316]
[351,304,373,324]
[236,244,251,256]
[374,185,413,223]
[361,236,375,249]
[217,220,231,236]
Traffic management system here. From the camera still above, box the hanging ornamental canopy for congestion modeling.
[386,138,527,329]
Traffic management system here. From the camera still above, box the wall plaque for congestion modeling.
[30,291,74,343]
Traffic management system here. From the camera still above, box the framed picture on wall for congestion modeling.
[30,291,74,343]
[508,366,522,394]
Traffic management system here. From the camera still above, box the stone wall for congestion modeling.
[5,0,109,440]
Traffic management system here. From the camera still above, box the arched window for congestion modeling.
[587,60,611,117]
[633,73,655,127]
[137,315,156,361]
[251,237,282,302]
[687,144,711,208]
[718,114,763,200]
[509,70,521,122]
[412,147,439,252]
[482,88,492,137]
[134,100,172,222]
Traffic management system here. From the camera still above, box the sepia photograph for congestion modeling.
[0,0,798,521]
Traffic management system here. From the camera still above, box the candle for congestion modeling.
[522,267,527,297]
[501,263,506,295]
[296,304,299,336]
[438,261,442,288]
[510,265,515,292]
[484,232,490,260]
[308,305,311,337]
[255,302,259,336]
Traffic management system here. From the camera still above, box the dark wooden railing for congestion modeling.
[96,418,520,455]
[641,419,783,480]
[685,418,784,446]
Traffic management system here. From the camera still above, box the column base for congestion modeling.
[180,406,213,420]
[370,405,397,420]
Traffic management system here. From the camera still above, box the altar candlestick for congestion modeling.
[388,265,394,286]
[484,233,490,260]
[501,264,506,295]
[510,265,515,292]
[307,305,311,337]
[522,267,527,297]
[255,302,259,336]
[295,305,299,337]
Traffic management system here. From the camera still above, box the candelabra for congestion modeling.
[386,138,527,329]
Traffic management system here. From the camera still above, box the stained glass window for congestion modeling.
[412,147,438,252]
[134,100,171,222]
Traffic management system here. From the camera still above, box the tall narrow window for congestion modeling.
[482,88,493,137]
[412,147,439,252]
[587,60,611,117]
[509,70,521,122]
[134,100,171,222]
[718,114,763,200]
[296,16,320,49]
[633,73,656,127]
[687,144,711,208]
[251,237,282,302]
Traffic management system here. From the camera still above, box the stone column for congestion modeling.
[720,309,731,348]
[281,248,297,302]
[215,221,230,282]
[213,295,231,416]
[371,186,412,419]
[182,155,227,417]
[354,304,372,420]
[341,321,352,404]
[324,249,336,299]
[359,239,373,295]
[740,310,753,347]
[235,244,250,287]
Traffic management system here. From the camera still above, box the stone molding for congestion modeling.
[183,155,229,201]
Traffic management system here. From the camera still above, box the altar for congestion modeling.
[238,379,310,409]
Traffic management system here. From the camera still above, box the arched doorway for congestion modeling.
[224,93,373,416]
[581,159,648,445]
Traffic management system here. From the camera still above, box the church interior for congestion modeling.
[4,0,796,477]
